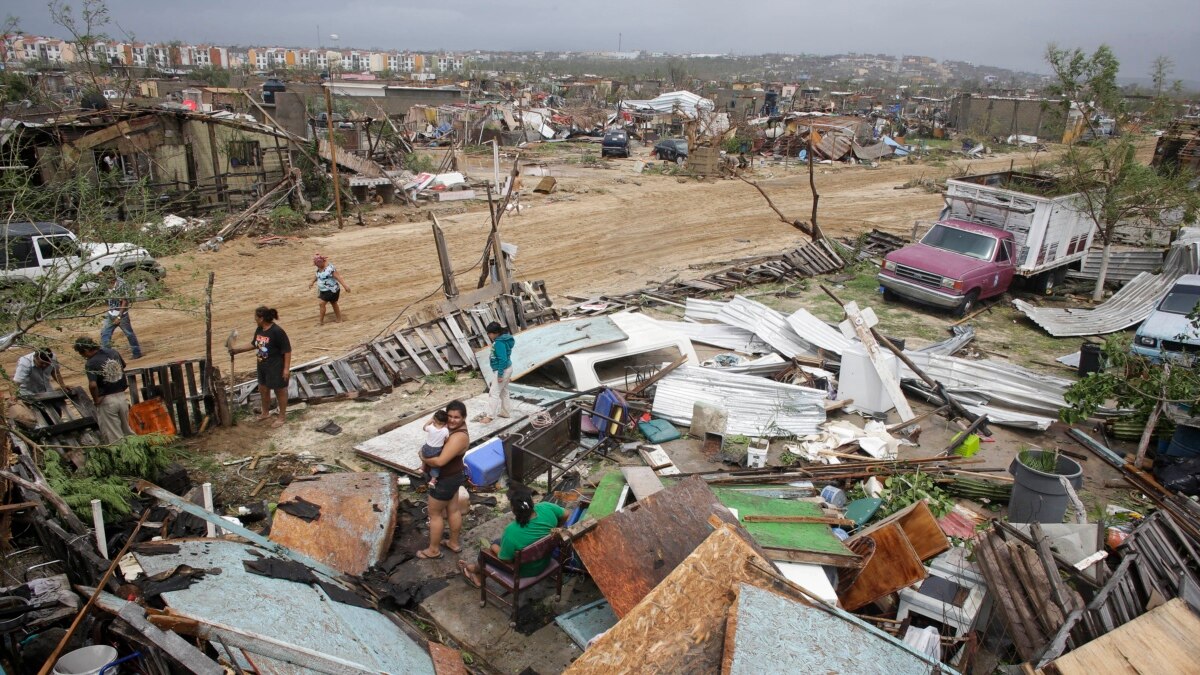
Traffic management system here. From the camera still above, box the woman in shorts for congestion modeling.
[308,253,352,325]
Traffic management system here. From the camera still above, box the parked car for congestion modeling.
[654,138,688,163]
[1,222,164,295]
[878,170,1096,316]
[1131,274,1200,364]
[102,89,120,100]
[601,130,630,158]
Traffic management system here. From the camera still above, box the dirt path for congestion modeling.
[9,148,1049,382]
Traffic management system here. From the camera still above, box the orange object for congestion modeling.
[128,399,176,436]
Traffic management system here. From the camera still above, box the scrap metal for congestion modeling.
[652,365,827,437]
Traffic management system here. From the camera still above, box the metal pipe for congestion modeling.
[90,499,108,559]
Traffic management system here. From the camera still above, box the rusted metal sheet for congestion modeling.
[269,472,399,576]
[573,475,764,618]
[133,538,435,674]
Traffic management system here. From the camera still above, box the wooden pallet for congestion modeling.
[125,359,215,437]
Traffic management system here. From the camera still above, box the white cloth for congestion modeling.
[423,423,449,448]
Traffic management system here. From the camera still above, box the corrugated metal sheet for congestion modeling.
[1068,248,1166,282]
[685,297,727,322]
[1014,235,1199,337]
[134,539,435,674]
[620,90,715,118]
[652,365,826,437]
[902,353,1073,418]
[914,325,976,356]
[717,296,817,358]
[655,319,771,354]
[784,307,854,355]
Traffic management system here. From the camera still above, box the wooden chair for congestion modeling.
[478,533,567,626]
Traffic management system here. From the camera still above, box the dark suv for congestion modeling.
[654,138,688,162]
[601,130,630,158]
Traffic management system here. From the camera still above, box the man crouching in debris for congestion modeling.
[477,322,514,425]
[74,336,134,443]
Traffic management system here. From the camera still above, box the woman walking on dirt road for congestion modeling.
[308,254,352,325]
[230,306,292,428]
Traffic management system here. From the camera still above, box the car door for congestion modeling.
[2,236,41,283]
[988,239,1016,298]
[34,235,85,283]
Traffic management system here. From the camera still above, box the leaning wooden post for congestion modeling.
[204,272,214,402]
[322,83,345,229]
[807,127,824,242]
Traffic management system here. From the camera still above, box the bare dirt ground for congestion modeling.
[10,144,1054,387]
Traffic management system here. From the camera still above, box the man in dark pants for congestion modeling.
[74,336,133,443]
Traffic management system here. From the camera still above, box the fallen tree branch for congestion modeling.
[738,176,814,237]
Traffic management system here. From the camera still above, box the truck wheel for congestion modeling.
[882,287,899,302]
[954,291,980,318]
[1035,271,1057,295]
[122,267,162,299]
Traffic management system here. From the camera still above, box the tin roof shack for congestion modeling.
[947,93,1065,141]
[1152,116,1200,175]
[7,108,293,216]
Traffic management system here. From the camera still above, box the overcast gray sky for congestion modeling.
[8,0,1198,82]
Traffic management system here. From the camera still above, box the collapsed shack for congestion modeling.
[2,107,298,219]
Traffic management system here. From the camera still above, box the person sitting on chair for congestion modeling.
[458,483,567,587]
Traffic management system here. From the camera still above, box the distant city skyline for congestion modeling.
[5,0,1198,82]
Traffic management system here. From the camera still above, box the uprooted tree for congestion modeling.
[1045,44,1199,301]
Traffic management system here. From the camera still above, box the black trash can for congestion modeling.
[1078,342,1104,377]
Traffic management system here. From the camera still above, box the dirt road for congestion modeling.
[14,149,1049,381]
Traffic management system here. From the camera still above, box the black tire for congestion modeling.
[954,291,980,318]
[882,287,899,302]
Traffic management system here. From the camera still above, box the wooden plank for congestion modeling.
[1049,599,1200,674]
[320,364,346,395]
[413,326,450,371]
[442,317,476,367]
[836,522,926,611]
[572,476,760,618]
[428,642,467,675]
[620,466,665,500]
[743,515,855,527]
[395,332,433,376]
[848,500,949,562]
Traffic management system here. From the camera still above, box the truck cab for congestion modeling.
[878,219,1016,316]
[1131,274,1200,365]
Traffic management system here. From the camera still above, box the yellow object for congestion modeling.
[953,433,981,457]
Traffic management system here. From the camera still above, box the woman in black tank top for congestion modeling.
[417,400,470,559]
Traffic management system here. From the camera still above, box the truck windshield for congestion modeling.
[921,224,997,261]
[1158,284,1200,315]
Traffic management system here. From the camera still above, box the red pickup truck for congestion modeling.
[878,171,1096,316]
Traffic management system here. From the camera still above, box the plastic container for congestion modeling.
[1167,424,1200,459]
[746,439,769,469]
[953,432,981,457]
[128,399,176,436]
[1008,451,1083,523]
[820,485,847,508]
[464,437,506,487]
[53,645,118,675]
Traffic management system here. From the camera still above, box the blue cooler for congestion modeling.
[465,437,506,486]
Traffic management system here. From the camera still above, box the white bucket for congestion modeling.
[746,439,769,469]
[53,645,118,675]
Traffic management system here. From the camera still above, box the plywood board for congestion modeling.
[710,487,861,568]
[268,472,399,576]
[572,475,758,618]
[475,317,628,386]
[850,500,950,562]
[837,522,927,612]
[723,584,941,675]
[353,385,574,473]
[1049,598,1200,674]
[565,524,784,675]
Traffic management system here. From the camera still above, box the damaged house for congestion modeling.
[2,107,295,216]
